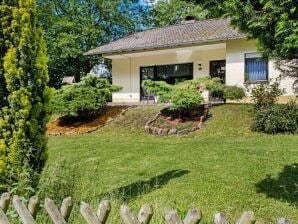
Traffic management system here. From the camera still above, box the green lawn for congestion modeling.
[38,104,298,223]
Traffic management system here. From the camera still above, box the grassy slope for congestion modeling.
[39,104,298,223]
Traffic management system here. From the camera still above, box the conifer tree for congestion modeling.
[0,0,50,193]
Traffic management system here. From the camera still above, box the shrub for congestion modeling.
[142,80,203,112]
[52,84,107,118]
[178,77,222,91]
[251,80,283,108]
[252,101,298,134]
[170,88,203,111]
[52,74,122,119]
[80,74,122,101]
[251,80,297,134]
[223,86,246,101]
[178,77,246,102]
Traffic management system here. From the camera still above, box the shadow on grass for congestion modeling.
[99,169,190,203]
[255,163,298,206]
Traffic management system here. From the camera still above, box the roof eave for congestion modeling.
[85,35,247,57]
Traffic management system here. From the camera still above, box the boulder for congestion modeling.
[168,129,177,135]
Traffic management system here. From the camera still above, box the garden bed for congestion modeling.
[47,106,130,136]
[145,104,209,136]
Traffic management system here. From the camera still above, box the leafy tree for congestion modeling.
[37,0,152,88]
[191,0,298,90]
[222,0,298,60]
[153,0,207,27]
[0,0,50,193]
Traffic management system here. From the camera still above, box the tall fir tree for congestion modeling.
[0,0,50,193]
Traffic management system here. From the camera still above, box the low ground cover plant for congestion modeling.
[52,74,122,121]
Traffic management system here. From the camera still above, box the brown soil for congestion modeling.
[47,106,129,135]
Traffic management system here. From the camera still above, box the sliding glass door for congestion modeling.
[140,63,193,100]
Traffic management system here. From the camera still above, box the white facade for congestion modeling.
[104,39,295,103]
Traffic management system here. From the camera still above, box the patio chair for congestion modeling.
[141,86,156,104]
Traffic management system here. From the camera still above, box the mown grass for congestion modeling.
[38,104,298,223]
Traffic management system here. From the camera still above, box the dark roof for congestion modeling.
[85,19,246,56]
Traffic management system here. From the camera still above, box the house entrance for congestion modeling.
[210,60,226,83]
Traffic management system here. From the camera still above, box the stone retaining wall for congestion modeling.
[144,104,210,136]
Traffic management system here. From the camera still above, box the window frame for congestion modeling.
[244,53,269,84]
[140,62,194,82]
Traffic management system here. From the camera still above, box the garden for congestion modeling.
[1,0,297,223]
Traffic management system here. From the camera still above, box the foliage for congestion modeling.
[143,78,245,112]
[142,80,173,102]
[143,79,203,112]
[170,88,203,111]
[0,0,51,194]
[222,86,246,101]
[223,0,298,60]
[178,77,246,101]
[52,84,107,118]
[251,80,297,134]
[191,0,298,60]
[251,80,283,108]
[252,101,298,134]
[52,74,122,118]
[191,0,298,91]
[152,0,207,27]
[178,77,222,91]
[37,0,152,88]
[80,74,122,101]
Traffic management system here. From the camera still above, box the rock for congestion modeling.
[197,122,204,129]
[157,128,163,135]
[177,129,190,135]
[162,128,169,135]
[144,126,151,133]
[168,129,177,135]
[190,127,198,132]
[199,115,205,122]
[151,127,158,135]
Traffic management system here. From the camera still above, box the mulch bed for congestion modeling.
[47,106,129,136]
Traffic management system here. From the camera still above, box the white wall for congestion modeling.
[111,40,295,102]
[112,47,226,102]
[226,39,295,95]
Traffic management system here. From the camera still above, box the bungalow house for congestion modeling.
[85,18,295,103]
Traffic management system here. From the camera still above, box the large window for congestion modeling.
[245,53,268,82]
[141,63,193,85]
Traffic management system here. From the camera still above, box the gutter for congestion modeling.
[83,35,247,57]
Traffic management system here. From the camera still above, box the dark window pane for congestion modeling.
[245,57,268,81]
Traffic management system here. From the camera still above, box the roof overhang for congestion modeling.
[104,41,228,59]
[84,36,246,57]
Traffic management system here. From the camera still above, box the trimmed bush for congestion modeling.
[223,85,246,101]
[52,74,122,119]
[170,88,203,111]
[52,84,107,118]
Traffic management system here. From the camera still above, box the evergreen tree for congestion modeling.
[153,0,207,27]
[0,0,50,193]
